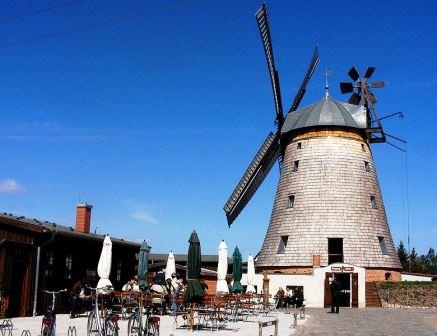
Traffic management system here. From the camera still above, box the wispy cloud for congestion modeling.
[0,120,253,142]
[0,179,24,194]
[130,206,162,225]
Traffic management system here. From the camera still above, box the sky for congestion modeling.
[0,0,436,258]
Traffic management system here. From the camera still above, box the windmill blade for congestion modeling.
[340,82,354,94]
[348,66,360,81]
[288,45,320,114]
[370,80,385,88]
[255,4,284,128]
[224,132,280,226]
[348,92,361,105]
[364,67,376,79]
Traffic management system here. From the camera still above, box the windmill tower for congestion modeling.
[224,4,401,302]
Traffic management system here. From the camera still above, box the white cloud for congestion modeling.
[0,179,24,194]
[130,207,160,224]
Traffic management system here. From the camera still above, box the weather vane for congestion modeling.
[324,68,333,95]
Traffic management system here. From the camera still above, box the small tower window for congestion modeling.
[328,238,344,264]
[277,236,289,254]
[361,143,366,152]
[292,160,299,172]
[297,142,302,149]
[287,195,295,208]
[378,236,389,255]
[364,161,370,172]
[370,195,377,209]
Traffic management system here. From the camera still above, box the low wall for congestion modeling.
[376,282,437,308]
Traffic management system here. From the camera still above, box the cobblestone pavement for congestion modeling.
[295,308,437,336]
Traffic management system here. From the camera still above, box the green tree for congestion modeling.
[397,241,409,271]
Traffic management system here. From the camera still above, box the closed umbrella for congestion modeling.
[165,251,176,281]
[216,240,229,295]
[184,230,204,330]
[246,254,256,294]
[97,236,113,290]
[138,240,150,290]
[231,246,243,294]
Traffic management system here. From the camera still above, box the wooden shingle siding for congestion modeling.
[256,129,401,270]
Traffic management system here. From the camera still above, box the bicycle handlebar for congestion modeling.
[42,289,67,294]
[86,285,113,291]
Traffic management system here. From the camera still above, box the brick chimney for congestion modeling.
[76,202,93,233]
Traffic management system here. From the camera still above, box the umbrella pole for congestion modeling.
[190,302,194,331]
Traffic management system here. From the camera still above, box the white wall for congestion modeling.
[241,263,366,308]
[401,273,433,282]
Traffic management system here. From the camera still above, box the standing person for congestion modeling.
[330,275,341,314]
[275,287,285,309]
[171,273,183,314]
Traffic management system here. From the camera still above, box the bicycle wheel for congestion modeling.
[106,320,119,336]
[127,313,142,336]
[146,322,157,336]
[87,313,100,336]
[41,323,50,336]
[41,316,54,336]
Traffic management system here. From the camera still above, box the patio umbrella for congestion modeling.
[246,254,256,294]
[97,235,112,289]
[165,251,176,281]
[231,246,243,293]
[185,230,204,330]
[216,240,229,295]
[138,240,150,290]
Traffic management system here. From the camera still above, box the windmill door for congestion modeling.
[324,272,333,308]
[352,273,358,308]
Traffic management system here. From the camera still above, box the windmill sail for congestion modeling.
[255,4,284,128]
[224,132,280,226]
[288,45,320,114]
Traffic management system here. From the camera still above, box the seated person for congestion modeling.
[122,275,140,307]
[70,280,91,318]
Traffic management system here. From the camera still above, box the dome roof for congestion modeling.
[281,94,367,134]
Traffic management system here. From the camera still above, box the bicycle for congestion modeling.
[40,289,67,336]
[87,286,119,336]
[127,293,160,336]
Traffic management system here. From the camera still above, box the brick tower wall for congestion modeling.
[256,129,401,270]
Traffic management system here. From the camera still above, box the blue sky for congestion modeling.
[0,0,435,257]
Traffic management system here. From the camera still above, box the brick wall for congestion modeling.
[259,266,313,275]
[366,269,402,282]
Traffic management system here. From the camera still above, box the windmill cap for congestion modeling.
[281,95,367,134]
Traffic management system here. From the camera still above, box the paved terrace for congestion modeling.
[295,308,437,336]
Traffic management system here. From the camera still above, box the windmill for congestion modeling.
[223,4,401,281]
[223,4,320,226]
[340,67,386,143]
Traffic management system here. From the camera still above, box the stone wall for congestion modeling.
[376,283,437,308]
